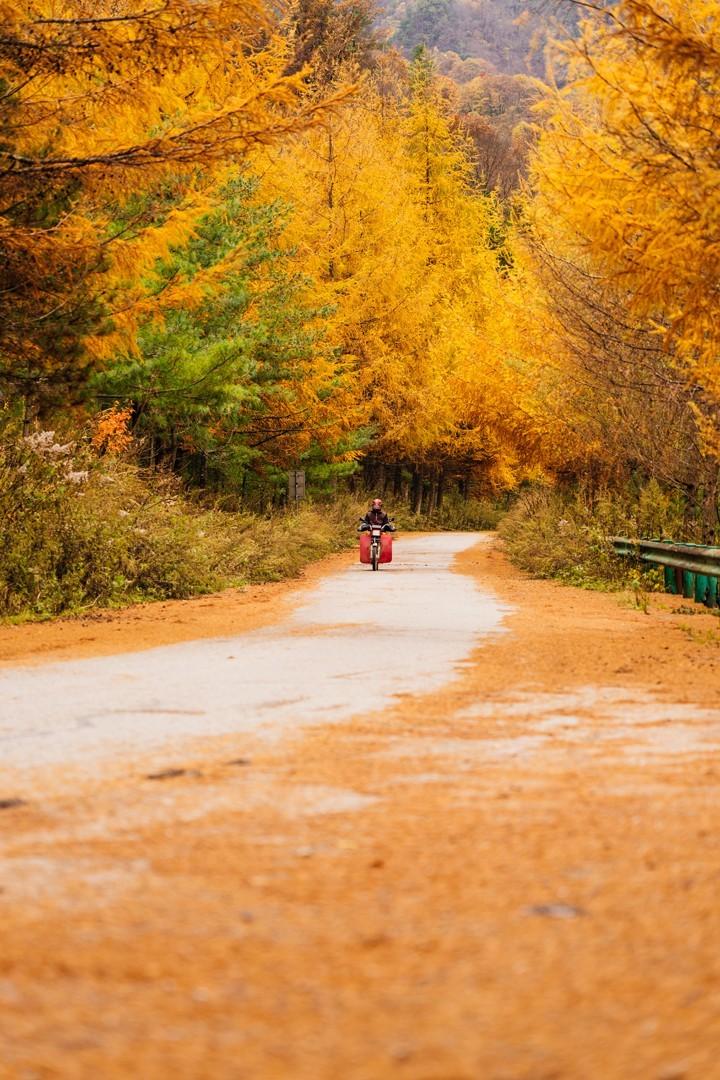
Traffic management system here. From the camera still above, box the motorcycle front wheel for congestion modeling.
[371,545,379,571]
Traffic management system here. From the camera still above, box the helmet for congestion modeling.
[372,498,383,508]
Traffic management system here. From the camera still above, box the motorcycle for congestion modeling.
[358,519,395,571]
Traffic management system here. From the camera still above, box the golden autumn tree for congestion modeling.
[523,195,714,490]
[257,49,564,507]
[257,73,439,468]
[391,48,567,502]
[519,0,720,530]
[0,0,347,416]
[530,0,720,408]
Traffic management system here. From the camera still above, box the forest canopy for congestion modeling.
[2,0,720,620]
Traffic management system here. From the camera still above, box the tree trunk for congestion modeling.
[21,393,36,437]
[437,468,446,510]
[400,468,410,503]
[364,457,377,491]
[428,476,438,515]
[701,469,720,542]
[412,469,424,515]
[327,129,336,281]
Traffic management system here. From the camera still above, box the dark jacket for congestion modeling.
[363,508,390,527]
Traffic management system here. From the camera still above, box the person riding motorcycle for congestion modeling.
[359,498,395,532]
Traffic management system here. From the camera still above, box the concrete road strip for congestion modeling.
[0,533,509,771]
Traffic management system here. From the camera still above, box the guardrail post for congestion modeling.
[682,569,696,599]
[695,573,710,606]
[708,577,719,609]
[659,540,680,595]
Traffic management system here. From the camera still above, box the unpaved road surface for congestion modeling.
[1,533,720,1079]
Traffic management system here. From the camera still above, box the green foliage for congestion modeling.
[397,3,455,57]
[0,421,362,620]
[94,176,344,492]
[499,483,689,590]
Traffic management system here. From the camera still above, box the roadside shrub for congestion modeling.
[394,493,504,532]
[234,495,365,583]
[429,493,503,531]
[498,483,687,590]
[0,424,362,620]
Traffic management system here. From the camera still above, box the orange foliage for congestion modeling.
[91,405,134,456]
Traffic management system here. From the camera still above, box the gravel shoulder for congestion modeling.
[1,536,719,1079]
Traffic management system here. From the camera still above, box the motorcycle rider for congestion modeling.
[360,497,395,532]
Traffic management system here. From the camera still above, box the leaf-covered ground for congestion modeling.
[1,538,718,1078]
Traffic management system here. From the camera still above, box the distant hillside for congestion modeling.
[377,0,579,76]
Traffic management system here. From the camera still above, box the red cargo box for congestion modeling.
[359,533,393,564]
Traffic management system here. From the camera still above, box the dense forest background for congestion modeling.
[1,0,718,615]
[374,0,581,200]
[378,0,579,76]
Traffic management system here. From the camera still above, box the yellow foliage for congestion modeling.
[530,0,720,405]
[254,64,566,490]
[0,0,351,388]
[1,6,597,494]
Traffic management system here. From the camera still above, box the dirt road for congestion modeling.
[1,534,720,1079]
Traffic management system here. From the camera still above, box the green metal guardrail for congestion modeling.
[612,537,720,609]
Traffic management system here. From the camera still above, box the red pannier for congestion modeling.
[359,532,393,564]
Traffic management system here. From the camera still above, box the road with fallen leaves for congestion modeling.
[1,533,719,1078]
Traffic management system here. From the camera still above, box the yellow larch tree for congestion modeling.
[257,72,444,470]
[399,49,566,497]
[530,0,720,407]
[257,51,563,502]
